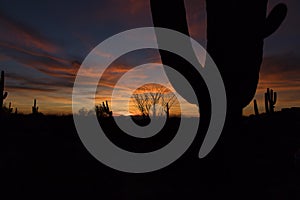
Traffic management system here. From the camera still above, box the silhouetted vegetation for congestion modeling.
[0,0,295,199]
[265,88,277,114]
[0,71,17,116]
[32,99,39,115]
[253,99,259,116]
[95,100,113,118]
[131,83,178,119]
[149,0,291,198]
[0,70,8,113]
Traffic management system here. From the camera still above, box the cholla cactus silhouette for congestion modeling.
[32,99,39,114]
[96,100,112,118]
[265,88,277,114]
[150,0,287,121]
[253,99,259,116]
[0,71,8,110]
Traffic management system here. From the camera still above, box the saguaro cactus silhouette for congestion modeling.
[32,99,39,115]
[150,0,287,121]
[96,100,112,118]
[0,71,8,110]
[103,100,112,117]
[253,99,259,116]
[205,1,286,111]
[8,102,13,113]
[265,88,277,114]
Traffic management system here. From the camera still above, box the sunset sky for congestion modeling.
[0,0,299,116]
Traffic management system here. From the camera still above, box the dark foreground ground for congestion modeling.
[1,109,300,199]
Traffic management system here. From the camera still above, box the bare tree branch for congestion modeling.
[131,84,178,118]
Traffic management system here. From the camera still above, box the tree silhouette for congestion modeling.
[131,83,178,118]
[161,92,177,119]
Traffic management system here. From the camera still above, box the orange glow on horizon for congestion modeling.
[4,68,300,116]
